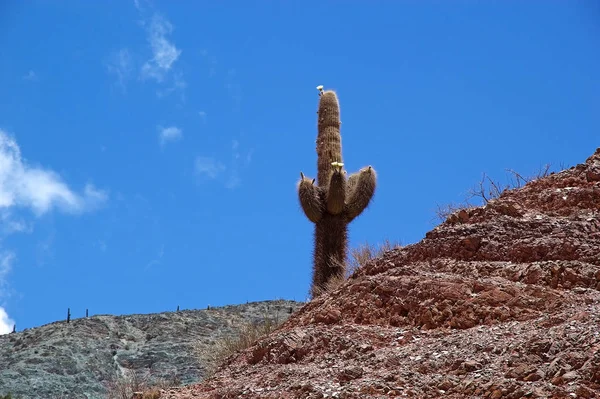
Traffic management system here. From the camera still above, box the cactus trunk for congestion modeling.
[298,89,377,298]
[312,214,348,298]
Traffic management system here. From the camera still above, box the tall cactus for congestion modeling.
[298,87,377,298]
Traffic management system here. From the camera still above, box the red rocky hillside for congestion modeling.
[165,148,600,399]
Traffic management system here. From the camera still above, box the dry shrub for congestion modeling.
[105,369,179,399]
[311,268,346,298]
[197,316,283,378]
[347,239,400,277]
[435,163,559,222]
[105,370,149,399]
[312,239,401,297]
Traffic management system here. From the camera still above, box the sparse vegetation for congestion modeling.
[105,369,179,399]
[347,239,401,277]
[312,239,402,297]
[435,163,557,222]
[434,201,475,221]
[196,316,284,378]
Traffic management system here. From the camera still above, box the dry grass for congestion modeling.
[311,269,346,298]
[435,164,558,222]
[312,239,402,297]
[105,369,180,399]
[196,316,283,378]
[434,201,475,222]
[346,239,401,277]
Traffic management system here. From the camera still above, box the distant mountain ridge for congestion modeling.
[0,300,304,399]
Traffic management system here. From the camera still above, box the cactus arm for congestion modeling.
[326,167,346,215]
[298,173,323,223]
[345,166,377,222]
[346,170,360,195]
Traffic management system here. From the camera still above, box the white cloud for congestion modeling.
[0,129,108,216]
[0,130,107,332]
[0,307,14,335]
[198,111,207,124]
[106,48,133,91]
[140,14,181,83]
[158,126,182,146]
[194,157,225,179]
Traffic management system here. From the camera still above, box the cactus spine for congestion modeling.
[298,88,377,298]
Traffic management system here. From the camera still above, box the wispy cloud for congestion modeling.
[198,111,207,124]
[194,140,252,189]
[156,71,186,101]
[105,6,184,99]
[194,156,225,179]
[140,14,181,83]
[144,244,165,270]
[106,48,133,92]
[0,211,31,235]
[0,129,108,216]
[158,126,182,146]
[23,70,37,82]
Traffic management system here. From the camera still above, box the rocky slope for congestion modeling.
[164,148,600,399]
[0,300,304,399]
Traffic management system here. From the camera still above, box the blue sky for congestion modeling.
[0,1,598,332]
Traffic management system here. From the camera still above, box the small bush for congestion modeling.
[434,201,474,222]
[435,163,558,222]
[311,239,401,297]
[105,369,179,399]
[347,239,401,277]
[196,316,283,378]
